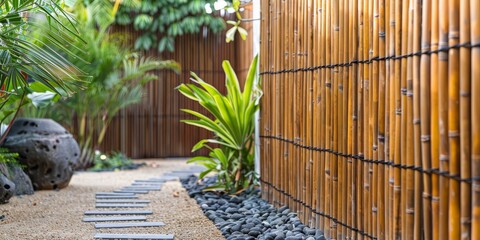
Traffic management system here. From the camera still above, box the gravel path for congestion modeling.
[0,159,224,240]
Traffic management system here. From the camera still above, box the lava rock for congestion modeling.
[0,164,33,195]
[2,118,80,190]
[0,173,15,203]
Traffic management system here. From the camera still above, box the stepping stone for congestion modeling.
[131,182,163,186]
[96,192,135,196]
[96,199,150,204]
[123,186,161,191]
[96,195,139,199]
[114,190,148,194]
[96,203,148,208]
[83,216,147,222]
[171,170,202,173]
[134,179,167,183]
[94,222,165,229]
[84,210,153,215]
[94,233,174,240]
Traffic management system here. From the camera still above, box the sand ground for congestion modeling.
[0,159,224,240]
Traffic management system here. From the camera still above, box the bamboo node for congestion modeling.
[372,145,378,151]
[460,91,471,97]
[439,155,449,162]
[422,192,432,199]
[395,108,402,115]
[420,135,431,142]
[378,135,385,142]
[372,207,378,213]
[432,196,440,202]
[379,32,385,38]
[473,184,480,192]
[448,32,460,39]
[338,84,343,91]
[406,208,414,214]
[401,88,408,95]
[413,119,421,125]
[460,217,472,224]
[448,131,460,138]
[325,83,332,88]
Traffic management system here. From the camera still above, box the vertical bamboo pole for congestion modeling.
[286,0,294,209]
[377,0,386,238]
[470,0,480,239]
[448,0,460,239]
[311,0,319,229]
[393,0,403,237]
[341,0,349,238]
[430,0,441,238]
[319,0,327,230]
[412,0,423,238]
[420,0,433,239]
[459,0,472,239]
[370,0,379,237]
[387,0,397,238]
[364,0,372,236]
[324,0,332,236]
[438,0,450,238]
[357,0,365,237]
[336,0,344,236]
[347,0,358,238]
[331,0,339,237]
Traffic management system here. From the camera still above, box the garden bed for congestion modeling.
[181,176,326,240]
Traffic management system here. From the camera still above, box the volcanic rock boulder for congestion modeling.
[0,163,33,195]
[3,118,80,190]
[0,173,15,203]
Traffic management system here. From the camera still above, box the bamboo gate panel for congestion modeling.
[99,17,253,158]
[259,0,480,239]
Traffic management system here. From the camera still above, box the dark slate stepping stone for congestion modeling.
[96,199,150,204]
[95,203,148,208]
[134,179,167,183]
[94,233,174,240]
[96,195,139,199]
[84,210,153,215]
[114,190,149,194]
[131,182,163,186]
[96,192,135,196]
[83,216,147,222]
[123,186,161,191]
[94,222,165,229]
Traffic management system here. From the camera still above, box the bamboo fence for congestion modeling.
[98,9,254,158]
[259,0,480,239]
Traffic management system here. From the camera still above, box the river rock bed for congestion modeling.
[181,176,326,240]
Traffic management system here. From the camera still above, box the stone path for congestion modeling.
[84,166,205,240]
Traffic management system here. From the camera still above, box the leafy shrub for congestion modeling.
[115,0,227,52]
[90,151,135,171]
[177,55,261,194]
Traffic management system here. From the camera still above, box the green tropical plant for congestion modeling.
[90,151,134,171]
[177,55,261,194]
[26,0,180,169]
[115,0,226,52]
[0,0,89,143]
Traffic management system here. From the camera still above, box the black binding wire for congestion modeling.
[259,178,377,239]
[260,42,480,76]
[260,135,480,183]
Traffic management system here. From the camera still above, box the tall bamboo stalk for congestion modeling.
[420,0,433,239]
[438,0,450,239]
[347,0,359,238]
[459,0,472,239]
[471,1,480,239]
[412,0,423,238]
[430,0,441,238]
[448,0,460,239]
[324,0,332,236]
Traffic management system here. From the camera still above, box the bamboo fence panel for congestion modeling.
[259,0,479,239]
[97,13,253,158]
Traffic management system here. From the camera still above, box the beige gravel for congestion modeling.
[0,159,224,240]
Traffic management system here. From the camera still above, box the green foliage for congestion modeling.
[177,55,261,194]
[0,0,89,141]
[225,0,247,43]
[26,0,180,169]
[90,151,134,171]
[0,148,21,169]
[115,0,226,52]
